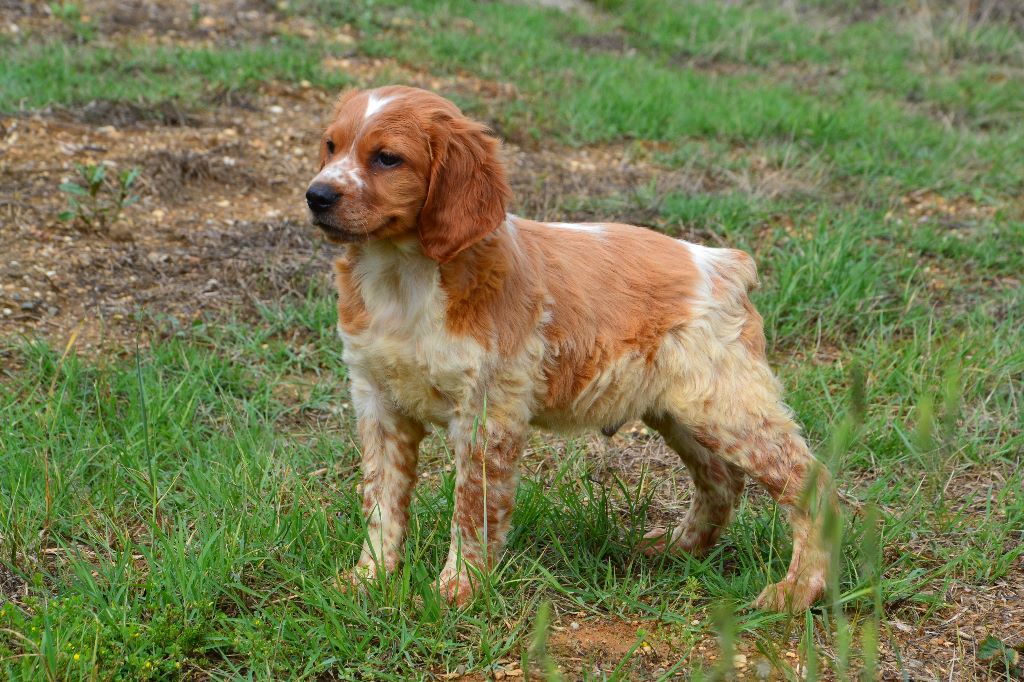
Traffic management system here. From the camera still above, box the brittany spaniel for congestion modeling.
[305,86,837,611]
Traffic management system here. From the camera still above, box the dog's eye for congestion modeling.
[373,151,402,169]
[325,139,335,155]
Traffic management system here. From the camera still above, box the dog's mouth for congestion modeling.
[311,215,403,244]
[310,215,368,244]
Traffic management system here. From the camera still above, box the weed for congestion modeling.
[58,163,140,233]
[48,2,96,43]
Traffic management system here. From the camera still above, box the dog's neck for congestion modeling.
[340,235,441,332]
[342,215,515,273]
[338,217,535,340]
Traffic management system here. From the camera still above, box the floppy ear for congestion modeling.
[418,113,511,263]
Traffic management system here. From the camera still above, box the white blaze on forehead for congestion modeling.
[314,154,365,189]
[364,93,396,120]
[311,92,400,192]
[310,92,397,191]
[546,221,604,234]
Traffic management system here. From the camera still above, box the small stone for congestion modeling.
[570,621,580,630]
[108,224,134,242]
[152,208,165,220]
[443,664,466,679]
[216,199,230,208]
[269,105,284,114]
[1,308,11,316]
[733,653,747,667]
[19,301,37,311]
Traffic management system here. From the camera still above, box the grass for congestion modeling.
[0,38,351,112]
[0,304,863,680]
[1,0,1023,679]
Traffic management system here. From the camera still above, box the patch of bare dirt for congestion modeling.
[0,84,334,350]
[568,31,633,55]
[884,579,1024,680]
[444,611,817,680]
[0,0,350,49]
[547,617,669,679]
[0,561,28,603]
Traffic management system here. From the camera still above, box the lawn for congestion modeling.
[0,0,1022,679]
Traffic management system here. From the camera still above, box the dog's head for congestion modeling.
[306,86,511,263]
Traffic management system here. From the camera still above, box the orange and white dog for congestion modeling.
[305,86,837,611]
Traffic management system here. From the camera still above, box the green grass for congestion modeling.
[339,0,1024,196]
[0,38,351,111]
[2,268,1019,678]
[2,0,1023,679]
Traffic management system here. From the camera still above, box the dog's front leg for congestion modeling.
[349,378,426,584]
[435,416,525,606]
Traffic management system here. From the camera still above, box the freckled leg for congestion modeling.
[738,424,834,612]
[349,383,425,583]
[434,420,524,606]
[639,415,745,557]
[660,355,838,611]
[692,408,836,612]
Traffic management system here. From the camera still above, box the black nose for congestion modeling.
[306,183,339,212]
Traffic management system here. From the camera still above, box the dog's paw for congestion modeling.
[638,528,678,556]
[754,574,826,612]
[336,560,390,593]
[637,527,712,558]
[432,568,476,607]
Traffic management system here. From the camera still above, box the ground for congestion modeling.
[1,0,1023,680]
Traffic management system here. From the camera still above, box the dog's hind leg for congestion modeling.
[656,360,838,611]
[638,417,745,557]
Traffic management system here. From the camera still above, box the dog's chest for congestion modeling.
[338,250,484,424]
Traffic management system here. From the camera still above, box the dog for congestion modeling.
[305,86,837,611]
